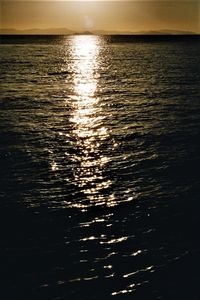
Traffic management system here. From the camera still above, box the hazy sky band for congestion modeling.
[1,1,199,33]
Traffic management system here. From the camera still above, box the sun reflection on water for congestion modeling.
[68,35,114,208]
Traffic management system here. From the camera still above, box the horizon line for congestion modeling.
[1,29,199,35]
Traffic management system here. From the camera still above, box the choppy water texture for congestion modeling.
[0,35,200,300]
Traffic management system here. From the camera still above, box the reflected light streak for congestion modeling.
[68,35,115,208]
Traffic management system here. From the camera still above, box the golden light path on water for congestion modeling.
[68,36,115,208]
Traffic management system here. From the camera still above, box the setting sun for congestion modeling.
[1,1,199,34]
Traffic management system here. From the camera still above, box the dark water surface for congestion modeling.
[0,35,200,300]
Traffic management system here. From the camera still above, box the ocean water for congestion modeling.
[0,35,200,300]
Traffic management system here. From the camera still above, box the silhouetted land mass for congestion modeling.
[0,28,199,35]
[0,28,74,35]
[74,31,94,35]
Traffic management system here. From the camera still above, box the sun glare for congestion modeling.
[67,35,115,208]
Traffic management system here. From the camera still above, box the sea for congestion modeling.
[0,35,200,300]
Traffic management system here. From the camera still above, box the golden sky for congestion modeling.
[1,1,199,33]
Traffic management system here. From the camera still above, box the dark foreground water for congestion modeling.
[0,35,200,300]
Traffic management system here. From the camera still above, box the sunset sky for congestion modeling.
[1,1,199,33]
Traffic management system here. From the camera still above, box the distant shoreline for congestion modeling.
[0,33,199,36]
[1,34,199,38]
[0,28,199,36]
[1,34,199,37]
